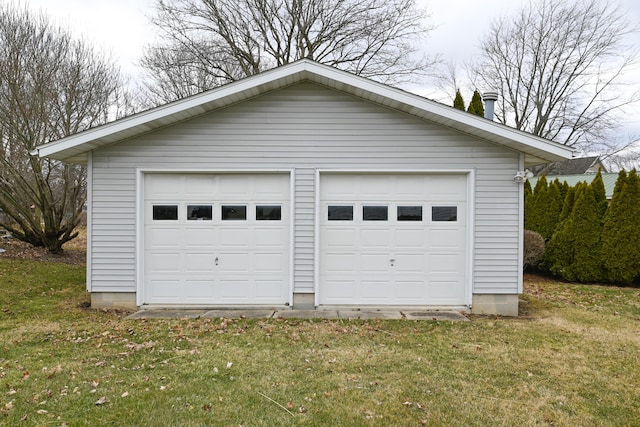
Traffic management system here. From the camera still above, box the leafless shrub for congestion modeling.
[524,230,545,271]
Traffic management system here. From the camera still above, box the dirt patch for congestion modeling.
[0,228,86,265]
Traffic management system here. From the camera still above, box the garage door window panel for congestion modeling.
[256,205,282,221]
[187,205,212,220]
[397,206,423,221]
[222,205,247,220]
[328,205,353,221]
[432,206,457,222]
[363,205,388,221]
[153,205,178,220]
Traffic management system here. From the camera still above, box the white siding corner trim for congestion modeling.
[135,169,144,306]
[466,169,476,306]
[517,153,525,294]
[289,169,296,303]
[86,151,93,292]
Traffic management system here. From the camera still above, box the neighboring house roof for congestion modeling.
[528,173,619,199]
[529,156,605,176]
[33,59,573,165]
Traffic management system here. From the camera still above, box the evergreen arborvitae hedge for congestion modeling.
[545,185,604,282]
[526,176,563,241]
[558,184,576,223]
[467,90,484,117]
[601,170,640,284]
[525,175,547,233]
[453,90,465,110]
[567,186,604,282]
[527,168,640,285]
[591,170,608,217]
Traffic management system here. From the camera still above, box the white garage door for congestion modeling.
[143,173,290,305]
[319,173,467,306]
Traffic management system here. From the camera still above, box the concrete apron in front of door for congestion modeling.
[127,309,469,321]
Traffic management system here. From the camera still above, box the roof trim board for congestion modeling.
[34,59,574,165]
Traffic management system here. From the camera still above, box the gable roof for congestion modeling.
[529,156,605,176]
[34,59,573,165]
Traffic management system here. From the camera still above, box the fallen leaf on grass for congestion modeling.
[121,391,129,398]
[46,365,63,379]
[36,409,48,414]
[95,396,109,405]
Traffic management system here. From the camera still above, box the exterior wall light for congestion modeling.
[513,170,533,182]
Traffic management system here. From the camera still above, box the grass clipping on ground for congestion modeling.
[1,262,639,426]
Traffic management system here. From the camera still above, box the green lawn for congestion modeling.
[1,259,639,426]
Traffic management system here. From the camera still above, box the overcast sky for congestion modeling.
[22,0,640,134]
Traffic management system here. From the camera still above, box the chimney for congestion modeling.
[482,91,499,121]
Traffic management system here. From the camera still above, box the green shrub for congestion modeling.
[591,170,607,217]
[527,176,563,241]
[453,90,465,110]
[467,90,484,117]
[602,170,640,284]
[545,186,604,282]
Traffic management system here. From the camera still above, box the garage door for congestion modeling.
[143,173,290,305]
[319,173,467,306]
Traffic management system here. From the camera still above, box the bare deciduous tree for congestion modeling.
[0,4,128,253]
[473,0,638,151]
[141,0,438,104]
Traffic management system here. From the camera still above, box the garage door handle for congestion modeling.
[390,258,395,266]
[215,257,219,266]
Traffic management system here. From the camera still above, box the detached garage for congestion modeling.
[35,59,573,315]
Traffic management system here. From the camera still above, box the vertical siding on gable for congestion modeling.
[89,82,520,297]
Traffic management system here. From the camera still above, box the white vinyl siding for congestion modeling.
[90,167,136,291]
[89,82,520,296]
[293,168,316,293]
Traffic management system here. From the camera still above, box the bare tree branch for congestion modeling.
[472,0,639,152]
[0,3,128,253]
[140,0,439,104]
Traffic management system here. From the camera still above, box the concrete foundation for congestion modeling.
[91,292,137,310]
[90,291,519,317]
[293,293,315,310]
[472,294,519,316]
